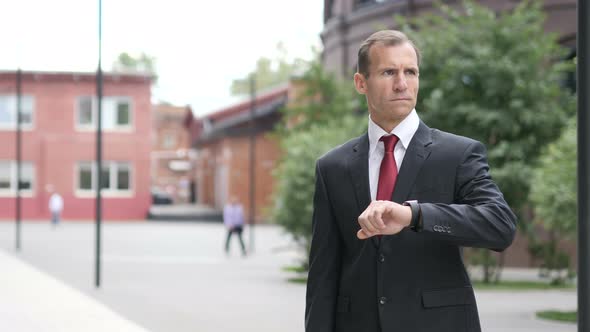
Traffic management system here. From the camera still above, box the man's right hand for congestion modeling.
[357,200,412,239]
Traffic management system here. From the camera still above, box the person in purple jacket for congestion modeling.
[223,196,247,256]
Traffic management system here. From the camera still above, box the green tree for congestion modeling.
[112,52,158,83]
[231,43,308,96]
[272,1,576,274]
[272,61,364,268]
[400,0,576,282]
[272,117,365,268]
[277,60,364,133]
[529,117,576,284]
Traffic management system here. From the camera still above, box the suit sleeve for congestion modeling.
[419,141,517,251]
[305,161,342,332]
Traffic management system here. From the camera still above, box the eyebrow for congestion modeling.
[378,66,419,72]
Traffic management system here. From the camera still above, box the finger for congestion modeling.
[362,212,379,234]
[357,229,370,240]
[368,205,386,231]
[376,204,389,224]
[358,217,376,237]
[373,206,386,229]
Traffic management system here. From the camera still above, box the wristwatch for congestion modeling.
[403,200,422,232]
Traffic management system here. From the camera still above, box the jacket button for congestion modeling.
[379,297,387,305]
[379,254,385,263]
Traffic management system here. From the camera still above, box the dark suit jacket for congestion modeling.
[305,122,517,332]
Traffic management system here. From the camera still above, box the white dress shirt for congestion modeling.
[368,109,420,201]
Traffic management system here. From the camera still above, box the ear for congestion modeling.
[353,72,367,94]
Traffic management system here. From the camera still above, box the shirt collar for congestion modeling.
[368,109,420,156]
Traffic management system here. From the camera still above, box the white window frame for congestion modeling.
[74,96,134,132]
[0,95,35,131]
[0,160,35,197]
[75,161,134,197]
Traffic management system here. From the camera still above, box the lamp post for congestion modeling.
[95,0,103,288]
[578,0,589,330]
[249,74,256,253]
[15,68,22,251]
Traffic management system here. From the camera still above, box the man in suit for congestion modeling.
[305,30,517,332]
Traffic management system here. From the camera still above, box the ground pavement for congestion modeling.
[0,220,577,332]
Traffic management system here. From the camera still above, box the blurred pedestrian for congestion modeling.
[48,191,64,227]
[223,196,247,256]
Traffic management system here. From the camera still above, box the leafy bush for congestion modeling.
[529,118,576,284]
[272,116,364,268]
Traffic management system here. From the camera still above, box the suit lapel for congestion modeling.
[392,121,433,203]
[347,133,380,247]
[348,133,371,213]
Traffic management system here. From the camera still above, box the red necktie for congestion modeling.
[376,134,399,201]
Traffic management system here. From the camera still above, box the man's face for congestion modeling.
[354,42,419,131]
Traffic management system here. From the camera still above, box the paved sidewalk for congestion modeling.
[0,249,150,332]
[0,221,578,332]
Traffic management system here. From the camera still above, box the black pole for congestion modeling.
[95,0,103,288]
[249,75,256,253]
[578,0,589,330]
[15,68,22,252]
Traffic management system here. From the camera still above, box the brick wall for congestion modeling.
[151,105,194,203]
[0,72,151,220]
[196,132,281,223]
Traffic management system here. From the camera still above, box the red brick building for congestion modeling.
[187,85,289,223]
[151,103,196,204]
[0,71,152,220]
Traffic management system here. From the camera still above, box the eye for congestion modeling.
[405,69,418,76]
[383,69,395,76]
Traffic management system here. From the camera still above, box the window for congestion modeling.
[78,97,93,126]
[76,161,132,193]
[78,162,93,190]
[19,165,34,190]
[100,164,111,189]
[116,101,130,125]
[324,0,334,22]
[162,133,176,149]
[0,95,35,129]
[0,161,35,194]
[76,96,132,131]
[0,162,10,189]
[354,0,389,9]
[117,164,130,190]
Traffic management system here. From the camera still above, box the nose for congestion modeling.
[393,73,408,92]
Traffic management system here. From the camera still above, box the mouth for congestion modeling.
[390,98,411,102]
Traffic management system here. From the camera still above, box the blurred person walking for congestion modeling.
[48,191,64,227]
[223,196,247,256]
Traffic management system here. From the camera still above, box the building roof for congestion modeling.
[189,83,289,146]
[153,103,192,119]
[205,84,289,123]
[0,70,153,84]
